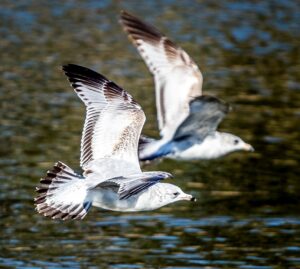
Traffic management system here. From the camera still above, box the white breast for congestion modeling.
[88,184,168,212]
[170,133,226,160]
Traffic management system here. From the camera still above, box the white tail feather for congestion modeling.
[34,162,92,220]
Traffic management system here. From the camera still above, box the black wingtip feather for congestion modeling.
[62,64,140,109]
[62,64,128,99]
[62,64,109,85]
[120,10,163,42]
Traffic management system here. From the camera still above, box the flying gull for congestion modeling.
[34,64,195,220]
[120,11,254,161]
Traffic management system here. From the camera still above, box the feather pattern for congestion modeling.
[35,162,91,220]
[62,64,145,170]
[120,11,203,139]
[96,171,173,200]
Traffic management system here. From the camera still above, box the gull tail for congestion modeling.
[139,139,173,161]
[138,135,157,152]
[34,162,92,220]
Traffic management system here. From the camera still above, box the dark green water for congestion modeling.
[1,0,299,268]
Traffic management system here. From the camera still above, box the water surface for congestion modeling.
[1,0,299,268]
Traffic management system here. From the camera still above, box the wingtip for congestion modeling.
[62,63,86,74]
[62,63,75,72]
[120,10,132,19]
[119,10,135,28]
[61,64,111,91]
[119,10,130,25]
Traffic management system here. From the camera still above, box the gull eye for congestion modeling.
[173,192,180,196]
[234,139,239,145]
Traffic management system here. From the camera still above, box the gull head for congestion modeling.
[154,183,196,208]
[220,133,254,155]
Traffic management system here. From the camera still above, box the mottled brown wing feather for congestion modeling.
[63,64,145,169]
[120,11,203,139]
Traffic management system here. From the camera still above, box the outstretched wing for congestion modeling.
[97,171,172,200]
[120,11,203,140]
[173,96,230,142]
[63,64,145,171]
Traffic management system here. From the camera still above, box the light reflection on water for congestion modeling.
[1,0,299,268]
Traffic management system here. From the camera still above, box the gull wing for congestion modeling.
[96,171,172,200]
[120,11,203,139]
[173,96,230,142]
[63,64,145,171]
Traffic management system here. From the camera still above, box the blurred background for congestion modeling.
[0,0,299,268]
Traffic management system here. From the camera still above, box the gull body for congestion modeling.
[90,183,192,212]
[139,132,253,161]
[34,64,194,220]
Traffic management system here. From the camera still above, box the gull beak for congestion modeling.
[180,193,197,202]
[244,143,254,152]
